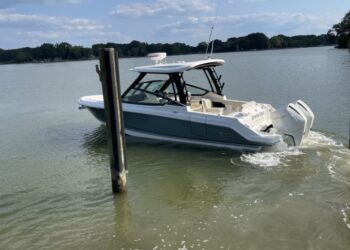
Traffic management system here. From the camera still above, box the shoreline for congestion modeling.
[0,45,338,66]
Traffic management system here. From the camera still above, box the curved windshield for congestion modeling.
[136,80,166,92]
[123,88,182,106]
[133,80,209,98]
[124,79,181,104]
[122,73,214,106]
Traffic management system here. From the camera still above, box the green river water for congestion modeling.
[0,47,350,249]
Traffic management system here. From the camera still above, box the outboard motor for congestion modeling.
[271,100,314,146]
[295,100,314,137]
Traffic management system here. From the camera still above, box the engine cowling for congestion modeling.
[271,100,314,146]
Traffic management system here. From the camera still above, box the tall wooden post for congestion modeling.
[98,48,127,193]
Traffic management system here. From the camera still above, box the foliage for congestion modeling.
[0,33,337,64]
[0,42,93,63]
[330,10,350,48]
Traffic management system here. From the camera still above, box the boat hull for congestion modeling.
[85,106,274,151]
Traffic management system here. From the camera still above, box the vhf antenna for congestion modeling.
[205,26,214,57]
[205,1,219,58]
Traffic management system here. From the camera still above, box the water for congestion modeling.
[0,47,350,249]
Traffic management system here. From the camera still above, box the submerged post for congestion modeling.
[98,48,127,193]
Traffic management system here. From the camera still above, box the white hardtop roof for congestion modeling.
[132,58,225,74]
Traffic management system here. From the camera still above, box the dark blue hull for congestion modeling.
[87,107,268,149]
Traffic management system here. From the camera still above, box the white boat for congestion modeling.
[78,54,314,151]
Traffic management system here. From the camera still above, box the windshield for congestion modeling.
[123,88,171,105]
[122,71,217,106]
[123,77,184,105]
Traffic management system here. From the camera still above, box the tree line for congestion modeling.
[0,42,92,64]
[0,33,337,64]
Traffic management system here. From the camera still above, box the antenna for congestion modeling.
[209,29,215,58]
[205,1,219,59]
[205,26,214,57]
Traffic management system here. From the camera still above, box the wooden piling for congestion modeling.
[98,48,127,193]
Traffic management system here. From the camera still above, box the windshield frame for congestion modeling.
[122,69,224,105]
[122,87,185,106]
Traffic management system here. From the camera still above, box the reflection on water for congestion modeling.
[81,124,242,162]
[81,125,108,163]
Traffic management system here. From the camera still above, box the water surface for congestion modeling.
[0,47,350,249]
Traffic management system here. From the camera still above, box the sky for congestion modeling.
[0,0,349,49]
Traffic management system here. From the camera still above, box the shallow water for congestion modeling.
[0,47,350,249]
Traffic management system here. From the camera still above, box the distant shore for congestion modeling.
[0,32,337,65]
[3,45,341,66]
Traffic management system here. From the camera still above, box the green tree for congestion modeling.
[56,42,72,59]
[270,36,286,48]
[14,48,33,62]
[331,10,350,48]
[39,43,56,59]
[0,49,15,62]
[211,39,225,52]
[195,42,208,53]
[249,33,270,50]
[225,37,239,51]
[236,33,270,50]
[0,49,4,62]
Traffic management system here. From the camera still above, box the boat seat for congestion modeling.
[201,98,224,115]
[190,99,203,112]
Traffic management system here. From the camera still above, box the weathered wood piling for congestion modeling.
[98,48,127,193]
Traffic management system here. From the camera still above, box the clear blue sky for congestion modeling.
[0,0,349,49]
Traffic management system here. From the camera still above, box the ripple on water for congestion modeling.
[239,147,303,169]
[239,131,349,169]
[340,203,350,229]
[301,131,343,148]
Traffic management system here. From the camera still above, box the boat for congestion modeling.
[78,53,314,151]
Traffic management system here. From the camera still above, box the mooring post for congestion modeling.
[98,48,127,193]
